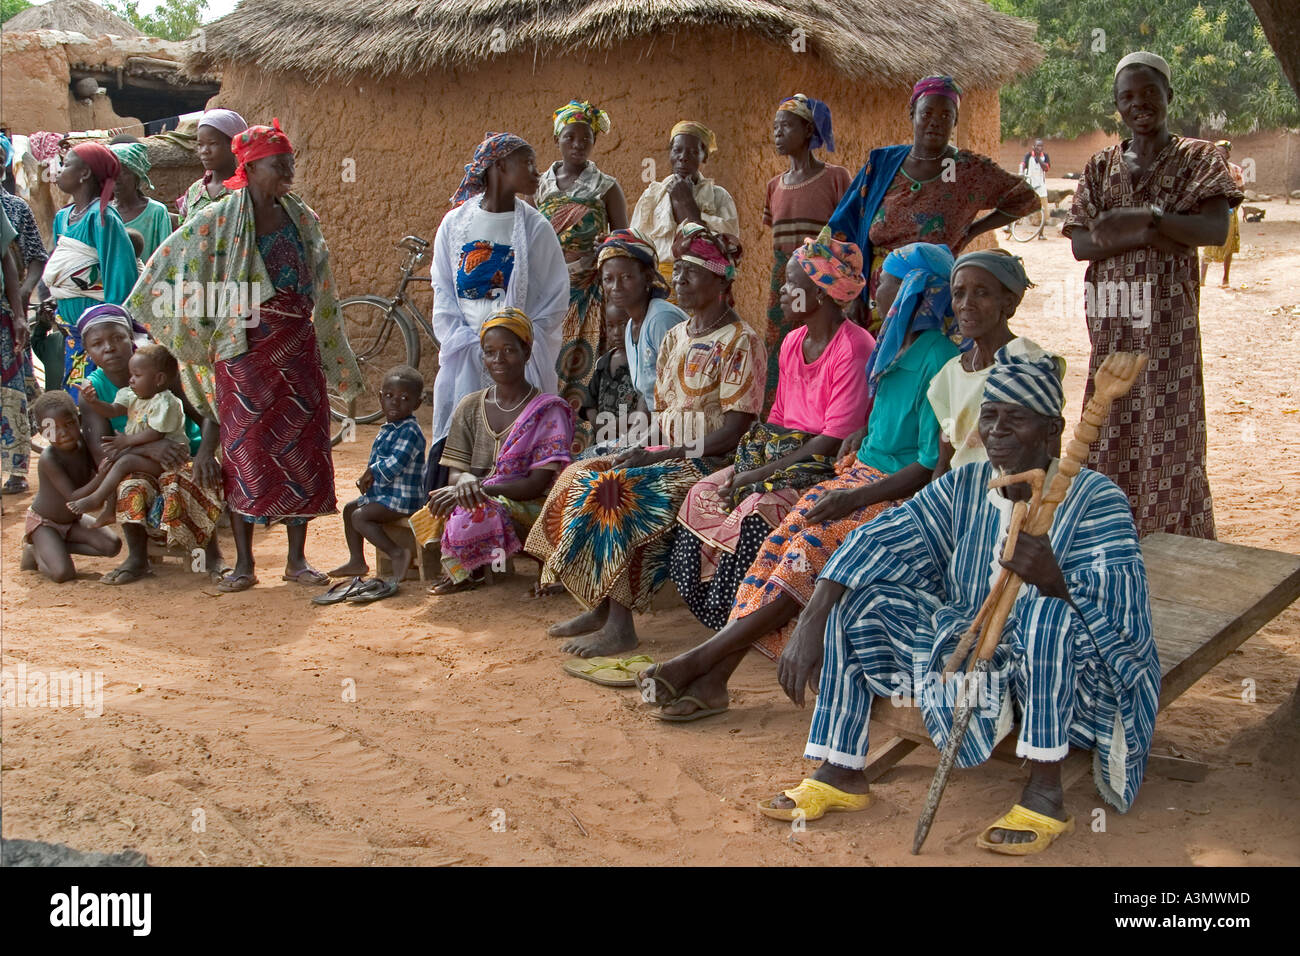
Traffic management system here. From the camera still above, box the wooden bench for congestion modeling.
[861,532,1300,785]
[374,520,439,582]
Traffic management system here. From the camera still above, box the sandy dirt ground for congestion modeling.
[2,185,1297,867]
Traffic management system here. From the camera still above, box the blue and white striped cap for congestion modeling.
[982,345,1065,418]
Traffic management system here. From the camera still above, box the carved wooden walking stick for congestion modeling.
[942,471,1043,679]
[912,352,1147,855]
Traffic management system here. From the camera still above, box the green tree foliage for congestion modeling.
[0,0,34,24]
[991,0,1300,138]
[103,0,209,42]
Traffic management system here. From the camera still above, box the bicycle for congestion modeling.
[1008,206,1046,242]
[329,235,439,444]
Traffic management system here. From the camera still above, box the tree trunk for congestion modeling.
[1250,0,1300,95]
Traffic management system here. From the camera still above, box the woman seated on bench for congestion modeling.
[425,309,574,593]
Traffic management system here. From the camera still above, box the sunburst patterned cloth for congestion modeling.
[525,455,705,611]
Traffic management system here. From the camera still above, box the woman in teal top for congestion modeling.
[33,144,138,395]
[636,242,959,720]
[76,305,226,585]
[111,140,174,261]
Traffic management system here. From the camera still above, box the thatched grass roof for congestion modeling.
[5,0,143,36]
[187,0,1041,87]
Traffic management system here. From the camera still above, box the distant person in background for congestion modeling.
[177,109,247,224]
[1012,138,1051,239]
[1019,139,1050,238]
[110,142,173,261]
[1199,140,1245,289]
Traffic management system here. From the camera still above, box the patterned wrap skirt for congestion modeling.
[441,495,544,583]
[525,454,706,612]
[671,422,837,629]
[116,467,223,553]
[0,312,31,478]
[732,457,893,660]
[762,249,792,415]
[1201,209,1240,262]
[215,289,336,522]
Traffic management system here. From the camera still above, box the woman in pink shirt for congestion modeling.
[667,228,874,642]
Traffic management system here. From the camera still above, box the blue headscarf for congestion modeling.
[0,134,12,169]
[863,242,955,398]
[777,94,835,152]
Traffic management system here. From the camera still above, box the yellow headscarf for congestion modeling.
[481,308,533,349]
[669,121,716,158]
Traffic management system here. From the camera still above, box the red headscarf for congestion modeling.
[223,118,294,189]
[69,142,120,223]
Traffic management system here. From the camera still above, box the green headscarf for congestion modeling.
[109,142,153,192]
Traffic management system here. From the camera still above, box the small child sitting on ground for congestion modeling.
[69,343,189,526]
[318,365,427,605]
[22,391,122,581]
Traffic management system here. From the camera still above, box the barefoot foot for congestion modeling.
[547,601,609,638]
[642,654,710,707]
[90,500,116,529]
[328,559,370,578]
[659,673,730,717]
[67,495,96,516]
[560,623,638,658]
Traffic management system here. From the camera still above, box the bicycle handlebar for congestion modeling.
[396,235,430,252]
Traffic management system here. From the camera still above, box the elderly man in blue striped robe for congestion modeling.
[760,344,1160,855]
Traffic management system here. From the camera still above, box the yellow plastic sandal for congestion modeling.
[757,778,873,822]
[975,803,1075,856]
[562,655,655,688]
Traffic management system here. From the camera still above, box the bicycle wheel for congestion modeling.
[1009,208,1045,242]
[331,295,420,442]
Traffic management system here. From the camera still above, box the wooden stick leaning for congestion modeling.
[942,474,1043,679]
[912,351,1147,855]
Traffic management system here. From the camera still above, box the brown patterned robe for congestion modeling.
[1063,136,1242,539]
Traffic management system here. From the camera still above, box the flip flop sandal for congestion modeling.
[282,567,330,586]
[634,667,679,707]
[100,565,154,586]
[975,804,1075,856]
[216,571,258,593]
[528,582,567,599]
[207,563,234,584]
[2,476,29,495]
[652,694,729,722]
[756,778,873,822]
[429,575,482,596]
[562,654,655,688]
[347,579,400,604]
[312,576,370,606]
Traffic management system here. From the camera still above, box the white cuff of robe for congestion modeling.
[803,743,868,770]
[1015,738,1068,762]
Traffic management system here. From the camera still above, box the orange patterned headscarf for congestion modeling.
[223,118,294,189]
